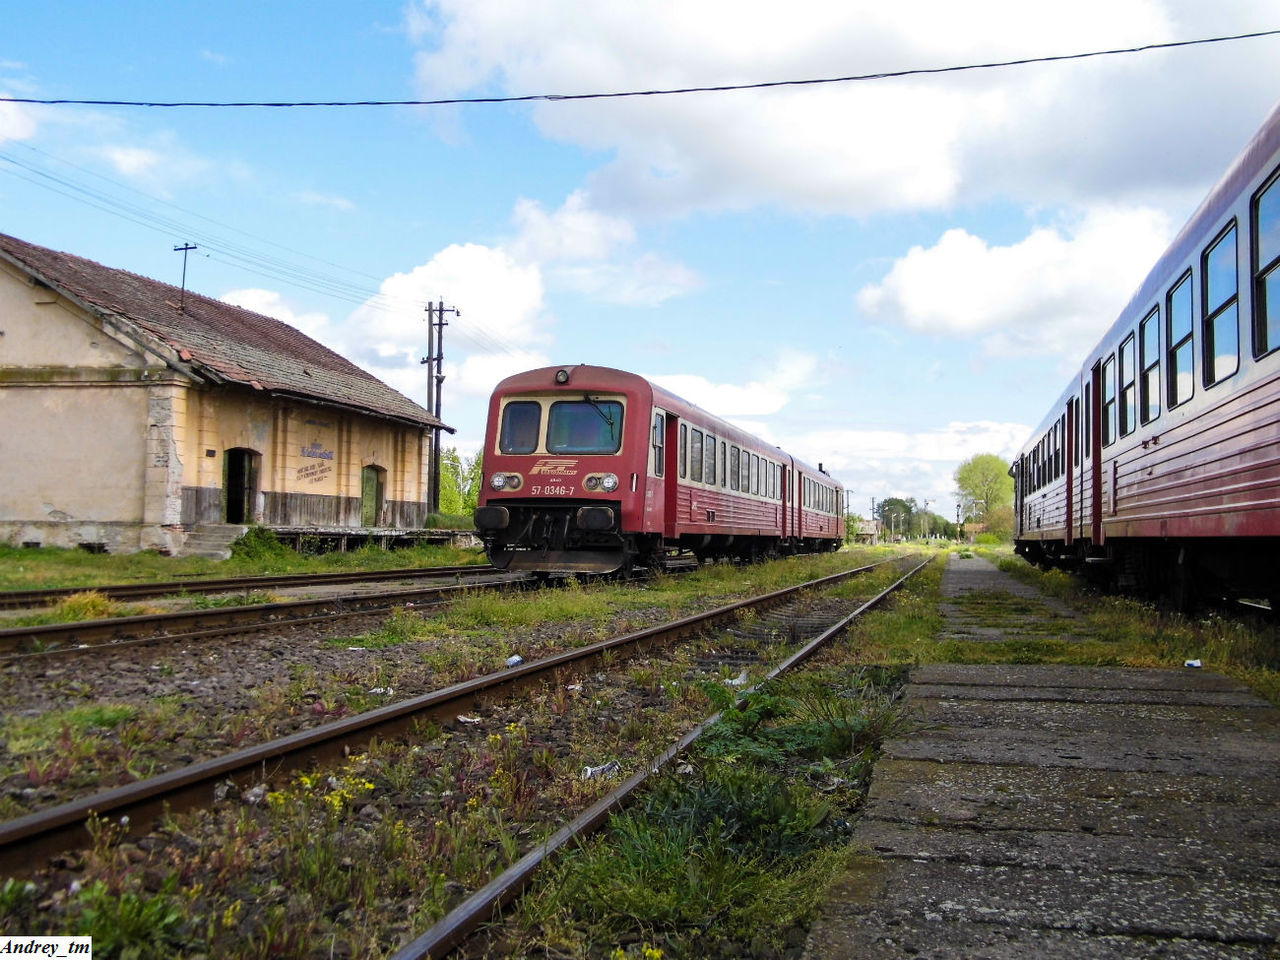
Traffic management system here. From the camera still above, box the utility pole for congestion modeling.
[173,243,197,312]
[421,299,460,515]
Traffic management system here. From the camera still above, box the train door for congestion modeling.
[662,413,680,541]
[1064,398,1075,546]
[780,464,791,540]
[1089,361,1104,545]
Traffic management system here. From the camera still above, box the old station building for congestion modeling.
[0,232,451,556]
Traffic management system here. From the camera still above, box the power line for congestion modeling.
[0,147,521,357]
[2,29,1277,109]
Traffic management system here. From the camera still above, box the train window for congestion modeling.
[730,446,740,491]
[498,401,541,454]
[1253,168,1280,356]
[1139,308,1160,424]
[547,399,624,454]
[1102,355,1117,446]
[741,450,751,492]
[1203,222,1240,386]
[752,454,761,495]
[1166,271,1194,407]
[1119,334,1137,436]
[721,442,728,489]
[652,414,665,477]
[1058,414,1066,475]
[679,424,687,478]
[704,433,717,485]
[690,429,704,482]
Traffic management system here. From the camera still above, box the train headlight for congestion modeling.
[490,472,522,491]
[584,475,600,491]
[599,473,619,492]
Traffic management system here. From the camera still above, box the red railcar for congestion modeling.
[1013,98,1280,605]
[473,365,845,573]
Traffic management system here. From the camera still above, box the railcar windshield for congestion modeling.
[547,399,624,454]
[499,401,541,454]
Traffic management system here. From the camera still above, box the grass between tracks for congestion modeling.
[5,547,1277,957]
[0,533,485,592]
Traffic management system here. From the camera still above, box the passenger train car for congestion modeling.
[473,365,845,573]
[1012,98,1280,606]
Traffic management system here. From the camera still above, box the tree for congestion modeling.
[875,496,916,540]
[954,454,1013,524]
[436,447,484,518]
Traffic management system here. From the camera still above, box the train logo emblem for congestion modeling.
[530,458,580,476]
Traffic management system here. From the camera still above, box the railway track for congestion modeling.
[0,570,527,657]
[0,554,929,954]
[0,563,495,610]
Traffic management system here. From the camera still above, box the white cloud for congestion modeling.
[509,191,633,262]
[649,349,820,418]
[344,241,550,393]
[89,135,215,196]
[403,0,1280,218]
[295,190,356,211]
[554,253,701,306]
[0,95,37,144]
[508,192,701,305]
[220,288,333,342]
[98,145,164,178]
[856,205,1173,358]
[796,419,1031,511]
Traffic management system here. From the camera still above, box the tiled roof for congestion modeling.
[0,232,447,430]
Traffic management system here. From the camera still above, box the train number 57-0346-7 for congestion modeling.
[530,484,570,496]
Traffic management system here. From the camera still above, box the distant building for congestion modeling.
[0,232,451,556]
[851,520,880,545]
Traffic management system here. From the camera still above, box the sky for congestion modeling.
[4,1,1280,523]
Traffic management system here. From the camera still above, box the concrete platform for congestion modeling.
[802,555,1280,959]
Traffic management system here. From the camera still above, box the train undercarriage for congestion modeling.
[1015,536,1280,610]
[474,498,839,576]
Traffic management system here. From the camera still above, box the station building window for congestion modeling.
[1139,308,1160,424]
[1167,271,1194,407]
[1253,167,1280,356]
[1203,222,1239,386]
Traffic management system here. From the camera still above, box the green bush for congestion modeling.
[229,526,293,561]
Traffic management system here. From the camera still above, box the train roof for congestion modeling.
[490,364,841,486]
[1017,97,1280,453]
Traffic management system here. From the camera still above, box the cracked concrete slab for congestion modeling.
[802,555,1280,959]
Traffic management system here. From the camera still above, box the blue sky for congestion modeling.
[4,2,1280,522]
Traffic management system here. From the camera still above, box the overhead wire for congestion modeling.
[1,28,1277,109]
[0,147,522,357]
[2,26,1277,358]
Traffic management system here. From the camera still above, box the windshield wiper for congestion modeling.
[583,394,615,429]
